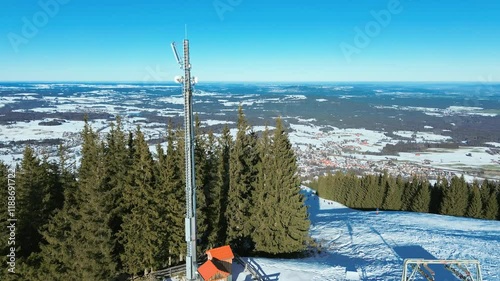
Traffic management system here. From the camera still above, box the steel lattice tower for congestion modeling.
[171,39,198,281]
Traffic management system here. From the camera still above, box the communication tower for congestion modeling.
[171,39,198,281]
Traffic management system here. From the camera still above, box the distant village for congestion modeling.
[293,129,500,183]
[1,118,500,184]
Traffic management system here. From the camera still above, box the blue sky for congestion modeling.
[1,0,499,82]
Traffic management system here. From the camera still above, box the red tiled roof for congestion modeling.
[198,260,229,281]
[206,245,234,261]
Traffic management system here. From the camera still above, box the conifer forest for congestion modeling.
[310,171,500,221]
[0,108,310,280]
[1,107,499,280]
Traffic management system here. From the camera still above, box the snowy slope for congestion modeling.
[234,187,500,281]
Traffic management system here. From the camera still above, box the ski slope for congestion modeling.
[234,187,500,281]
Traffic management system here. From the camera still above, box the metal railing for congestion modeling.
[234,254,266,281]
[146,254,266,281]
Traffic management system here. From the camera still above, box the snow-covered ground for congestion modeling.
[233,187,500,281]
[393,130,452,142]
[373,105,498,118]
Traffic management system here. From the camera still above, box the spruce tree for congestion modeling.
[16,147,45,258]
[74,120,117,280]
[381,175,403,210]
[497,186,500,220]
[253,118,310,255]
[194,116,209,250]
[15,146,63,259]
[357,175,371,208]
[440,176,469,217]
[102,117,130,267]
[363,174,384,209]
[466,182,482,218]
[411,179,431,213]
[345,171,363,207]
[119,127,168,276]
[204,130,222,249]
[38,120,117,280]
[483,181,499,220]
[252,126,273,252]
[165,126,187,263]
[36,147,78,281]
[225,106,259,253]
[401,176,420,211]
[480,179,491,217]
[213,125,232,246]
[429,179,444,214]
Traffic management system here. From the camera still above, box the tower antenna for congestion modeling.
[171,37,198,281]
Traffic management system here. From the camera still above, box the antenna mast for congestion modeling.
[171,38,198,281]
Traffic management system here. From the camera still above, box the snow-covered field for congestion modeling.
[233,187,500,281]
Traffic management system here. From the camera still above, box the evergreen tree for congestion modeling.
[213,125,232,246]
[225,106,259,253]
[381,175,403,210]
[253,118,310,255]
[204,130,222,249]
[194,116,209,250]
[356,175,371,208]
[119,127,168,276]
[40,156,65,220]
[483,181,499,220]
[401,176,420,211]
[345,171,362,207]
[36,146,78,281]
[56,144,78,207]
[102,117,130,267]
[16,146,63,258]
[497,188,500,220]
[363,174,384,209]
[440,175,469,217]
[38,120,117,281]
[74,121,117,280]
[466,182,482,218]
[16,147,44,258]
[411,179,431,213]
[480,179,490,216]
[166,126,187,263]
[429,178,444,214]
[252,126,273,252]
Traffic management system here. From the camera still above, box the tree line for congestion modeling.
[0,107,310,280]
[310,171,500,220]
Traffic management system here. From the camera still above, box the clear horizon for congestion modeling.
[1,80,499,84]
[2,0,500,82]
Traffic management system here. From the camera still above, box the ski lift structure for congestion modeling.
[401,259,483,281]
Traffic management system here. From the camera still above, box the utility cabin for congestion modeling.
[198,245,234,281]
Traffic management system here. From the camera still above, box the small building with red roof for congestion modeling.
[198,245,234,281]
